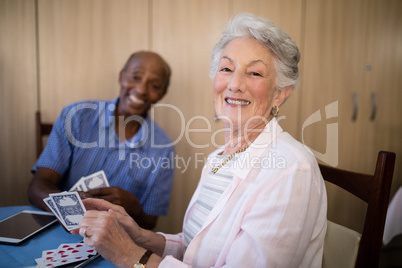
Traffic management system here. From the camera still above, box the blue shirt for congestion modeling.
[32,98,175,216]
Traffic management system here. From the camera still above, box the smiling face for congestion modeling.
[117,52,169,119]
[213,37,290,130]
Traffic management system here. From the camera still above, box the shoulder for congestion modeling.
[62,100,110,113]
[146,117,174,145]
[253,131,322,187]
[59,100,112,120]
[274,131,317,168]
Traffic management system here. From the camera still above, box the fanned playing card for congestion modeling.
[44,170,109,231]
[43,197,66,227]
[68,170,109,192]
[44,192,86,231]
[81,170,109,191]
[69,177,86,192]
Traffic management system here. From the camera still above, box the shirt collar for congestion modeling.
[103,97,151,149]
[230,117,283,180]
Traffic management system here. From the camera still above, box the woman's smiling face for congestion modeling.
[213,37,280,129]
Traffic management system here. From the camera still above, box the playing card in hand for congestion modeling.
[68,170,109,192]
[43,197,66,227]
[46,192,86,231]
[81,170,109,191]
[69,177,86,192]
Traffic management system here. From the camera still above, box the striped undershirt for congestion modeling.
[183,154,235,249]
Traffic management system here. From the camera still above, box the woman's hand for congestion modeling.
[79,198,143,244]
[70,198,166,260]
[75,208,138,267]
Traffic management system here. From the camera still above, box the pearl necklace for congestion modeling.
[211,145,250,174]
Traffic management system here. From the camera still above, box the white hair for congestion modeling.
[210,13,300,90]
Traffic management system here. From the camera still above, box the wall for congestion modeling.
[0,0,401,235]
[0,0,37,206]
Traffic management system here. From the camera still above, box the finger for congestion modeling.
[79,227,90,238]
[78,210,108,228]
[88,188,121,204]
[83,198,128,215]
[86,187,114,196]
[83,210,107,220]
[82,198,115,211]
[78,191,94,199]
[109,207,129,219]
[83,235,94,248]
[70,228,80,235]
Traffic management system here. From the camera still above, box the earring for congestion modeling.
[271,106,279,117]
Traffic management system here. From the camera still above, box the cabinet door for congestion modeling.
[301,0,371,232]
[38,0,149,122]
[302,0,369,170]
[364,0,402,197]
[0,0,37,206]
[302,0,402,232]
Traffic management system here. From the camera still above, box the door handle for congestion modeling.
[370,93,377,121]
[352,92,358,122]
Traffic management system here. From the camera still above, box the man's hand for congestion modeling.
[79,187,157,229]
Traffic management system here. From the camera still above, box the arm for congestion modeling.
[28,167,62,211]
[222,165,327,267]
[29,106,75,210]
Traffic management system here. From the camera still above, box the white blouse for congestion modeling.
[159,118,327,267]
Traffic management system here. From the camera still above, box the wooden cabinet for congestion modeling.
[364,0,402,197]
[0,0,37,206]
[38,0,149,122]
[301,0,402,232]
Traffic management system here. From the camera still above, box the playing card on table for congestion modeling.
[49,192,86,231]
[54,243,97,259]
[35,242,97,267]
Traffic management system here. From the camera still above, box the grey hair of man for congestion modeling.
[210,12,300,90]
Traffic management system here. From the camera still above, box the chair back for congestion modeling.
[35,111,53,158]
[320,151,396,268]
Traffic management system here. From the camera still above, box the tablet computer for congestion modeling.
[0,210,57,245]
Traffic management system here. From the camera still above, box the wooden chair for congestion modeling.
[321,151,396,268]
[35,111,53,158]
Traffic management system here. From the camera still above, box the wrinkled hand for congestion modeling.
[72,208,137,266]
[79,198,143,243]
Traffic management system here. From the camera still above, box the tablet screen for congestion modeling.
[0,210,57,245]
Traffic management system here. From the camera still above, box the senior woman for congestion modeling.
[73,13,327,267]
